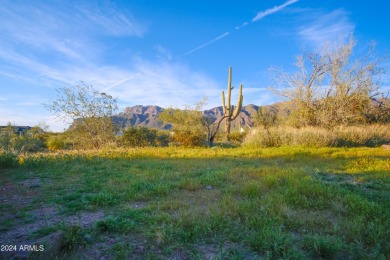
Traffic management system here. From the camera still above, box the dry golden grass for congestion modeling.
[243,124,390,147]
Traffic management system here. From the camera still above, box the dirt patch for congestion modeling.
[0,176,52,213]
[20,177,44,188]
[314,172,372,189]
[29,206,104,229]
[196,244,220,259]
[130,201,149,209]
[0,182,34,208]
[167,249,190,260]
[0,175,105,254]
[66,211,105,227]
[0,208,105,243]
[314,172,379,194]
[196,241,262,259]
[149,188,222,220]
[75,241,109,260]
[0,181,37,229]
[72,233,149,260]
[0,209,106,259]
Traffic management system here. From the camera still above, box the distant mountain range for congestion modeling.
[112,104,261,130]
[80,97,388,131]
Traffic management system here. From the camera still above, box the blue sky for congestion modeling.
[1,0,389,131]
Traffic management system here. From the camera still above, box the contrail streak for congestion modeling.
[100,77,130,93]
[181,32,230,57]
[181,0,299,57]
[252,0,299,22]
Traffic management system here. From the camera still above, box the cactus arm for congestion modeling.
[227,67,232,116]
[232,84,243,120]
[221,91,226,115]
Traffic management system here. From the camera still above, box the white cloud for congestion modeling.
[0,1,145,64]
[0,47,66,85]
[15,102,41,107]
[80,5,145,37]
[106,59,222,108]
[240,87,280,106]
[154,45,173,61]
[297,9,355,49]
[1,50,225,112]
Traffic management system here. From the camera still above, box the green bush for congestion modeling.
[46,135,66,150]
[229,131,247,145]
[0,152,17,168]
[156,130,170,147]
[120,127,200,147]
[61,225,87,251]
[0,126,46,155]
[120,127,158,147]
[171,130,205,147]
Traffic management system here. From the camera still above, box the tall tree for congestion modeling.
[45,82,118,149]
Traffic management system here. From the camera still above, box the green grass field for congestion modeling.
[1,146,389,259]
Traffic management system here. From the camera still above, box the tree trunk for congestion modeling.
[225,118,231,141]
[208,135,214,147]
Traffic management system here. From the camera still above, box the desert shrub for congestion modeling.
[156,130,170,147]
[26,127,48,151]
[61,225,87,251]
[288,127,337,147]
[0,126,46,155]
[254,106,280,129]
[243,124,390,148]
[120,127,158,147]
[22,135,45,152]
[334,125,390,147]
[243,127,299,147]
[46,135,67,150]
[228,131,247,145]
[0,152,17,168]
[170,130,205,147]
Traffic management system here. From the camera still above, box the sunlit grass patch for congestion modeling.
[1,146,389,258]
[345,156,390,173]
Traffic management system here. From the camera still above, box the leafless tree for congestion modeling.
[270,36,387,127]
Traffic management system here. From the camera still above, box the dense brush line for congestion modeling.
[243,124,390,147]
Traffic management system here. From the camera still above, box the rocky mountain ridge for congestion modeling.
[113,104,261,130]
[72,97,388,131]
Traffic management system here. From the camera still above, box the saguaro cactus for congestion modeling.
[222,67,243,141]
